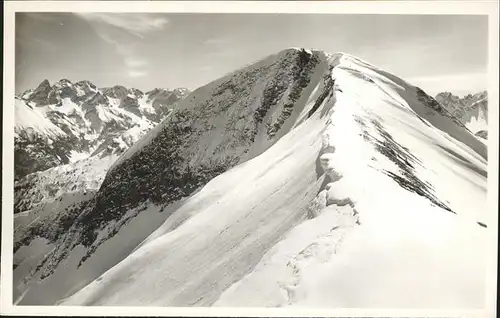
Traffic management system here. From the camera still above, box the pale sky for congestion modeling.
[16,13,488,96]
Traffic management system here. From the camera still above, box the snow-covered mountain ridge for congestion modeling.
[14,48,489,308]
[15,79,190,180]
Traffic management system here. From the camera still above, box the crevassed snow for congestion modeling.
[60,50,489,308]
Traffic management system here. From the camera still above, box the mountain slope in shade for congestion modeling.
[435,91,488,137]
[14,155,118,291]
[15,49,489,308]
[14,79,190,179]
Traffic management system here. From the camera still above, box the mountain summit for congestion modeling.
[14,49,488,308]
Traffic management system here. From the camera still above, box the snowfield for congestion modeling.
[14,49,491,309]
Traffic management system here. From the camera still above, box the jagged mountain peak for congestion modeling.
[14,78,191,179]
[36,78,51,89]
[101,85,128,99]
[54,78,72,86]
[24,79,54,105]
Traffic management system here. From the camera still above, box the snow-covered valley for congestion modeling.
[12,48,490,308]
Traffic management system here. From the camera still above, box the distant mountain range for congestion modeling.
[15,79,190,180]
[435,90,488,140]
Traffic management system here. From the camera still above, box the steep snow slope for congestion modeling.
[59,51,488,308]
[15,48,328,305]
[15,98,66,137]
[16,49,489,308]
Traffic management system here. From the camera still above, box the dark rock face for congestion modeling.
[57,86,76,100]
[84,91,108,108]
[416,87,460,121]
[128,88,144,99]
[475,130,488,139]
[14,190,96,253]
[308,74,334,119]
[119,96,142,117]
[264,49,321,136]
[74,80,99,102]
[358,116,454,213]
[28,79,53,106]
[14,129,78,181]
[102,85,129,100]
[27,79,82,106]
[33,49,325,279]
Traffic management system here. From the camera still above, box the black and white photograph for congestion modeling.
[2,1,498,316]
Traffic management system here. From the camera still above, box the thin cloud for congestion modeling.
[128,70,147,78]
[125,58,148,68]
[71,13,157,86]
[97,31,134,56]
[75,13,168,38]
[202,37,229,45]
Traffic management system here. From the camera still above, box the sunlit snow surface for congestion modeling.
[51,51,490,308]
[15,99,66,138]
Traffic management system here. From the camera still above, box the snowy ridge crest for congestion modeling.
[14,49,489,308]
